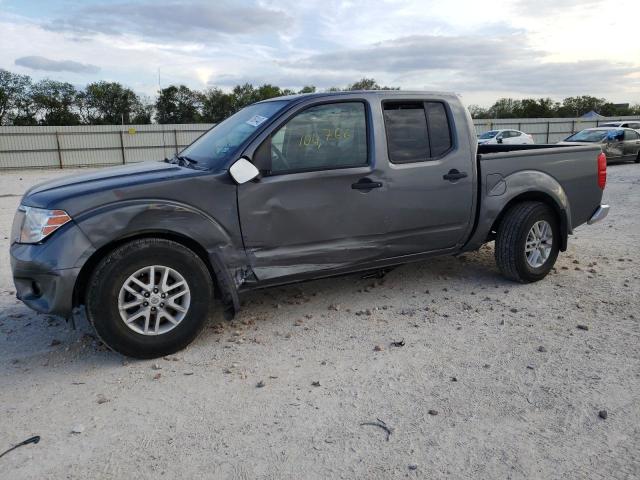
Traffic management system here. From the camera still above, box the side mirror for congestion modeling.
[496,136,503,144]
[229,157,260,184]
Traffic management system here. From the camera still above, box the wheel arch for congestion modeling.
[73,230,239,319]
[490,191,569,251]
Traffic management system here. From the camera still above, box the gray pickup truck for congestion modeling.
[10,91,609,358]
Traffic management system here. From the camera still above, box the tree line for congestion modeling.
[1,68,638,126]
[468,97,640,119]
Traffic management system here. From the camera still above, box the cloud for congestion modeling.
[14,55,100,74]
[281,34,638,95]
[43,1,292,41]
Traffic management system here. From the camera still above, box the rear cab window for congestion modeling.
[383,101,453,163]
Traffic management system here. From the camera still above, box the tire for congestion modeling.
[495,201,560,283]
[86,238,214,359]
[635,151,640,163]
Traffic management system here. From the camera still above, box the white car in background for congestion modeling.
[477,129,534,145]
[598,121,640,133]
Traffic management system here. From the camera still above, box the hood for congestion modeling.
[22,161,204,211]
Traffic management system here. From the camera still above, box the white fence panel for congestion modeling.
[0,124,214,170]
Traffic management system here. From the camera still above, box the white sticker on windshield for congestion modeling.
[246,115,268,127]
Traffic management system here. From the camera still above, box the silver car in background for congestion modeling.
[559,127,640,164]
[598,121,640,133]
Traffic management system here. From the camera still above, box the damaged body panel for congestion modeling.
[9,91,609,358]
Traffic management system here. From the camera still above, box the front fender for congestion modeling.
[463,170,572,252]
[74,199,245,317]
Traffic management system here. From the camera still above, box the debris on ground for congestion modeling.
[577,324,590,331]
[311,381,321,387]
[390,339,405,347]
[0,436,40,459]
[71,425,85,434]
[96,394,109,404]
[360,418,393,441]
[373,345,384,352]
[598,410,608,419]
[256,380,265,388]
[428,409,438,416]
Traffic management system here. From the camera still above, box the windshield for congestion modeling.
[564,130,608,142]
[180,100,289,168]
[479,130,499,139]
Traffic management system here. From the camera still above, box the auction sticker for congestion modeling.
[246,115,268,127]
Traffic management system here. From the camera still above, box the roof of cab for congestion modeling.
[257,90,461,104]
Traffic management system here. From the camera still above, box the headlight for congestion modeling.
[12,206,72,244]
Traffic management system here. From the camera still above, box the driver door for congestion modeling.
[236,101,390,281]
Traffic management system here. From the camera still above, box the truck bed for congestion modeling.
[462,142,604,252]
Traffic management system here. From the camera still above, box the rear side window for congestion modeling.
[624,130,640,140]
[383,101,452,163]
[260,102,368,174]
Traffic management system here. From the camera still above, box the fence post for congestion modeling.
[546,121,550,143]
[119,130,126,164]
[55,131,63,169]
[571,120,575,134]
[174,129,179,155]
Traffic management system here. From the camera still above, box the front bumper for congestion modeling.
[587,204,610,225]
[10,222,94,317]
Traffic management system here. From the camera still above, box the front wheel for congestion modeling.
[495,202,560,283]
[86,238,214,358]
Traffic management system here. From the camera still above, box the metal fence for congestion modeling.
[1,115,640,170]
[473,115,640,144]
[0,124,214,170]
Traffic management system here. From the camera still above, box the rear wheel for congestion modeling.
[86,238,214,358]
[495,202,560,283]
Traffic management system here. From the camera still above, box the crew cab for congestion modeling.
[10,91,609,358]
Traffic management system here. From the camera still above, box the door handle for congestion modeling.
[351,178,382,191]
[443,169,468,181]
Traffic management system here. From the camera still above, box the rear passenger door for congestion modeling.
[380,100,474,253]
[623,130,640,157]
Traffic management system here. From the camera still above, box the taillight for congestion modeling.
[597,152,607,189]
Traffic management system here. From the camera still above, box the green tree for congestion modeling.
[155,85,202,124]
[30,79,81,125]
[557,96,606,117]
[512,98,559,118]
[347,77,399,91]
[0,69,31,125]
[201,87,235,123]
[467,105,490,119]
[298,85,316,94]
[487,98,519,118]
[80,81,145,124]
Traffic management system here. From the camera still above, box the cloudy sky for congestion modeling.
[1,0,638,106]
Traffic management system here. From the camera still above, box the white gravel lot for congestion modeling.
[0,164,638,479]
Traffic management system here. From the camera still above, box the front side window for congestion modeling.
[383,101,453,163]
[479,130,499,139]
[624,130,640,140]
[258,102,368,174]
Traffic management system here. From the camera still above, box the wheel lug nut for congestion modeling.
[143,302,148,306]
[144,292,150,298]
[153,288,158,293]
[161,293,166,298]
[151,306,156,311]
[160,303,164,307]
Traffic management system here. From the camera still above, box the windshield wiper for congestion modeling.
[165,155,201,168]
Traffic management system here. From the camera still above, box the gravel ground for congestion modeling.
[0,165,638,479]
